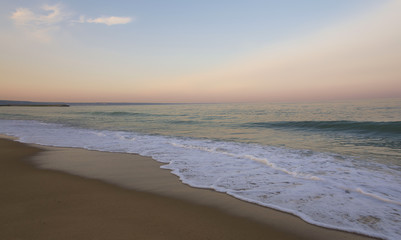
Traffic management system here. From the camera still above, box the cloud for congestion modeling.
[10,4,133,42]
[11,4,65,26]
[86,16,132,26]
[10,4,68,42]
[10,8,36,25]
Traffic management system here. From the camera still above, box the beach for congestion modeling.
[0,137,377,240]
[2,0,400,238]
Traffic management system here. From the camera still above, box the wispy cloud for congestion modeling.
[10,4,133,42]
[86,16,132,26]
[72,15,133,25]
[11,4,65,25]
[11,8,38,25]
[10,4,67,42]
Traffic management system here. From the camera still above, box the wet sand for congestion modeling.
[0,137,377,240]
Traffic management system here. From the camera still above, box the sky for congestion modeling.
[0,0,400,103]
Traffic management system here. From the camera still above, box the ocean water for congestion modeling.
[1,98,400,239]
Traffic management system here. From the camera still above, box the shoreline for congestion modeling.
[0,136,378,240]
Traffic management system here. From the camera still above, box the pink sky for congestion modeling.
[1,1,400,103]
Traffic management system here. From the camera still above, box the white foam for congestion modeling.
[356,188,401,206]
[1,119,399,240]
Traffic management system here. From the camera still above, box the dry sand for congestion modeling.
[0,137,377,240]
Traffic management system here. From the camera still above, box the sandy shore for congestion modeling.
[0,137,377,240]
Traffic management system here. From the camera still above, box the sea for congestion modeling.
[1,98,400,240]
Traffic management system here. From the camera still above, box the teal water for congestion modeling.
[1,98,400,239]
[1,98,400,165]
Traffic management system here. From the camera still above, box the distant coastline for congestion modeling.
[0,100,190,107]
[0,104,70,107]
[0,100,69,107]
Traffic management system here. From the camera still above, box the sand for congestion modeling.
[0,137,377,240]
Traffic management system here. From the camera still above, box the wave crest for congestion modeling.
[244,121,401,135]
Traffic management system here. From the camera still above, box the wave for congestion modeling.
[78,112,200,124]
[166,120,200,125]
[244,121,401,135]
[76,111,169,117]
